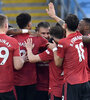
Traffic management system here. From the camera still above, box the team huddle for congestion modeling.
[0,2,90,100]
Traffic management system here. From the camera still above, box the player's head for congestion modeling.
[49,25,64,43]
[78,18,90,35]
[35,22,50,40]
[0,14,8,33]
[64,14,79,32]
[16,13,32,29]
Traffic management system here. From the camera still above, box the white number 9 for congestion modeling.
[0,47,9,65]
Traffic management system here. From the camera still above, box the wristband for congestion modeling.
[53,47,57,52]
[22,29,29,33]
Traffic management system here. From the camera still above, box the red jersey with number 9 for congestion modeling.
[0,34,20,93]
[57,31,88,85]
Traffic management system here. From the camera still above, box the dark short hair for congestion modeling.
[83,18,90,25]
[65,14,79,31]
[35,22,50,32]
[0,14,7,28]
[49,25,64,39]
[55,22,61,27]
[16,13,31,29]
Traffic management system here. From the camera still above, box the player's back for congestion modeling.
[13,33,48,86]
[0,34,19,92]
[58,31,88,85]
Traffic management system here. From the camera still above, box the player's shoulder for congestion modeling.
[7,35,19,45]
[58,38,68,49]
[58,38,67,44]
[38,36,47,40]
[9,36,18,41]
[37,36,48,42]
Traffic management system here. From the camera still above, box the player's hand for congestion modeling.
[25,38,34,50]
[46,2,56,18]
[48,40,57,50]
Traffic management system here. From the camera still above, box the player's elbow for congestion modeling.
[14,66,22,70]
[14,62,24,70]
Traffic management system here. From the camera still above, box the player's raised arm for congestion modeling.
[46,2,65,26]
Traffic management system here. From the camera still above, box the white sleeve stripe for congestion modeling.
[58,44,63,48]
[45,50,50,54]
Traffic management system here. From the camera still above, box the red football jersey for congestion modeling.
[39,48,64,97]
[36,62,49,91]
[84,34,90,81]
[36,46,49,91]
[85,43,90,81]
[13,33,48,86]
[57,31,88,85]
[0,34,20,93]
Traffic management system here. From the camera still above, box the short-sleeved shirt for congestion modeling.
[13,33,48,86]
[57,31,88,85]
[39,48,64,97]
[0,34,20,93]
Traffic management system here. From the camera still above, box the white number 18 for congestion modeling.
[75,42,85,62]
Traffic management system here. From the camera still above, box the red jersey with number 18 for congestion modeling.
[0,34,20,93]
[57,31,88,85]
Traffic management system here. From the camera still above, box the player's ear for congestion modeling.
[64,23,67,29]
[5,23,8,29]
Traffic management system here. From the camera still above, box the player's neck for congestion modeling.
[0,29,6,34]
[66,29,76,37]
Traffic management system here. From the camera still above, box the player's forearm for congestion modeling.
[27,48,38,63]
[52,15,65,26]
[13,56,25,70]
[53,51,61,67]
[53,50,63,67]
[6,29,22,35]
[17,57,25,69]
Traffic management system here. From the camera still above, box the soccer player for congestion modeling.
[35,22,50,100]
[0,14,24,100]
[13,13,48,100]
[35,22,50,40]
[48,14,90,100]
[78,18,90,83]
[25,25,64,100]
